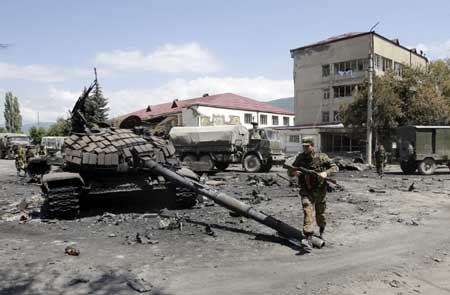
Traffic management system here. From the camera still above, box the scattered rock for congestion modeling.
[433,257,442,263]
[408,182,416,192]
[389,280,400,288]
[65,246,80,256]
[66,276,90,286]
[205,225,217,237]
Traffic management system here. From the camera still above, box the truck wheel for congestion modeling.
[400,161,416,174]
[215,162,229,171]
[418,158,436,175]
[0,149,3,159]
[199,154,214,171]
[243,154,262,173]
[182,154,197,164]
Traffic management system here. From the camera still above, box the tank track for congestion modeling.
[41,186,80,219]
[170,184,198,209]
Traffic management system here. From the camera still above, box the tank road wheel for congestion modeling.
[418,158,436,175]
[214,162,230,171]
[243,154,262,173]
[400,160,416,174]
[41,186,81,219]
[199,154,215,171]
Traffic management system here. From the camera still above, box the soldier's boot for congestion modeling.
[300,234,313,252]
[319,226,325,239]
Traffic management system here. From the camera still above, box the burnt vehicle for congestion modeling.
[0,133,30,159]
[169,124,285,173]
[40,82,200,219]
[398,125,450,175]
[27,136,67,177]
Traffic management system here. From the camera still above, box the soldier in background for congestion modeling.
[15,145,27,176]
[288,137,338,251]
[374,144,386,178]
[250,122,261,140]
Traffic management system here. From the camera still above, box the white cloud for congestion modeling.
[415,40,450,60]
[95,42,221,73]
[107,76,293,117]
[0,62,92,82]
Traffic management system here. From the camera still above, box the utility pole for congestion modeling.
[37,112,40,128]
[366,23,378,166]
[366,35,374,166]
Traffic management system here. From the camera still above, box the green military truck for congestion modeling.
[0,133,30,159]
[169,125,285,173]
[397,125,450,175]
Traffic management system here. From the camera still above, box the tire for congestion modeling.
[0,149,4,159]
[417,158,436,175]
[243,154,262,173]
[215,162,229,171]
[41,186,80,219]
[199,154,214,171]
[400,160,416,174]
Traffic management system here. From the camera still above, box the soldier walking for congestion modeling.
[288,137,338,251]
[374,144,386,178]
[15,146,27,176]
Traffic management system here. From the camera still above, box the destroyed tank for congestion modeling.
[40,82,199,219]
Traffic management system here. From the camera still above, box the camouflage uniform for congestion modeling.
[374,146,386,177]
[292,143,338,236]
[15,146,27,175]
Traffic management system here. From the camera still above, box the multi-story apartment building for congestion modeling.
[290,32,428,125]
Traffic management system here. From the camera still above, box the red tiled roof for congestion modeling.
[117,93,294,121]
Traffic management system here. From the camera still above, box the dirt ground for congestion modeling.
[1,159,450,295]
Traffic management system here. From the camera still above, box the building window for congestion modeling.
[333,111,340,122]
[333,85,356,98]
[289,135,300,143]
[323,88,330,99]
[322,111,330,123]
[272,115,279,126]
[382,57,392,71]
[322,65,330,77]
[335,59,367,75]
[394,62,404,76]
[283,116,290,126]
[244,113,252,124]
[374,54,393,72]
[260,114,267,125]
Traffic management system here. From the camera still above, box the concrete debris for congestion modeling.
[332,157,369,171]
[158,216,182,230]
[246,175,280,187]
[133,233,159,245]
[205,224,217,237]
[127,276,153,293]
[368,187,386,193]
[65,246,80,256]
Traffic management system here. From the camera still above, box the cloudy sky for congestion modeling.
[1,0,450,125]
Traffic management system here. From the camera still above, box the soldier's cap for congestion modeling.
[302,137,314,146]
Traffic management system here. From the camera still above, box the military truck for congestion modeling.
[0,133,30,159]
[169,125,285,173]
[397,125,450,175]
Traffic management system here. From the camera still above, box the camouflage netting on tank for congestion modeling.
[64,128,175,169]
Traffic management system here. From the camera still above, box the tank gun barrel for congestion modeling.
[144,159,304,243]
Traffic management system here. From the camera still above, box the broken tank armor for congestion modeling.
[40,82,199,219]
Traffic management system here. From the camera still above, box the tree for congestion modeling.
[29,126,47,145]
[3,92,22,133]
[88,77,109,123]
[47,117,71,136]
[340,64,450,142]
[0,127,6,133]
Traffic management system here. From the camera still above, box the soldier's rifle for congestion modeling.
[283,163,338,185]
